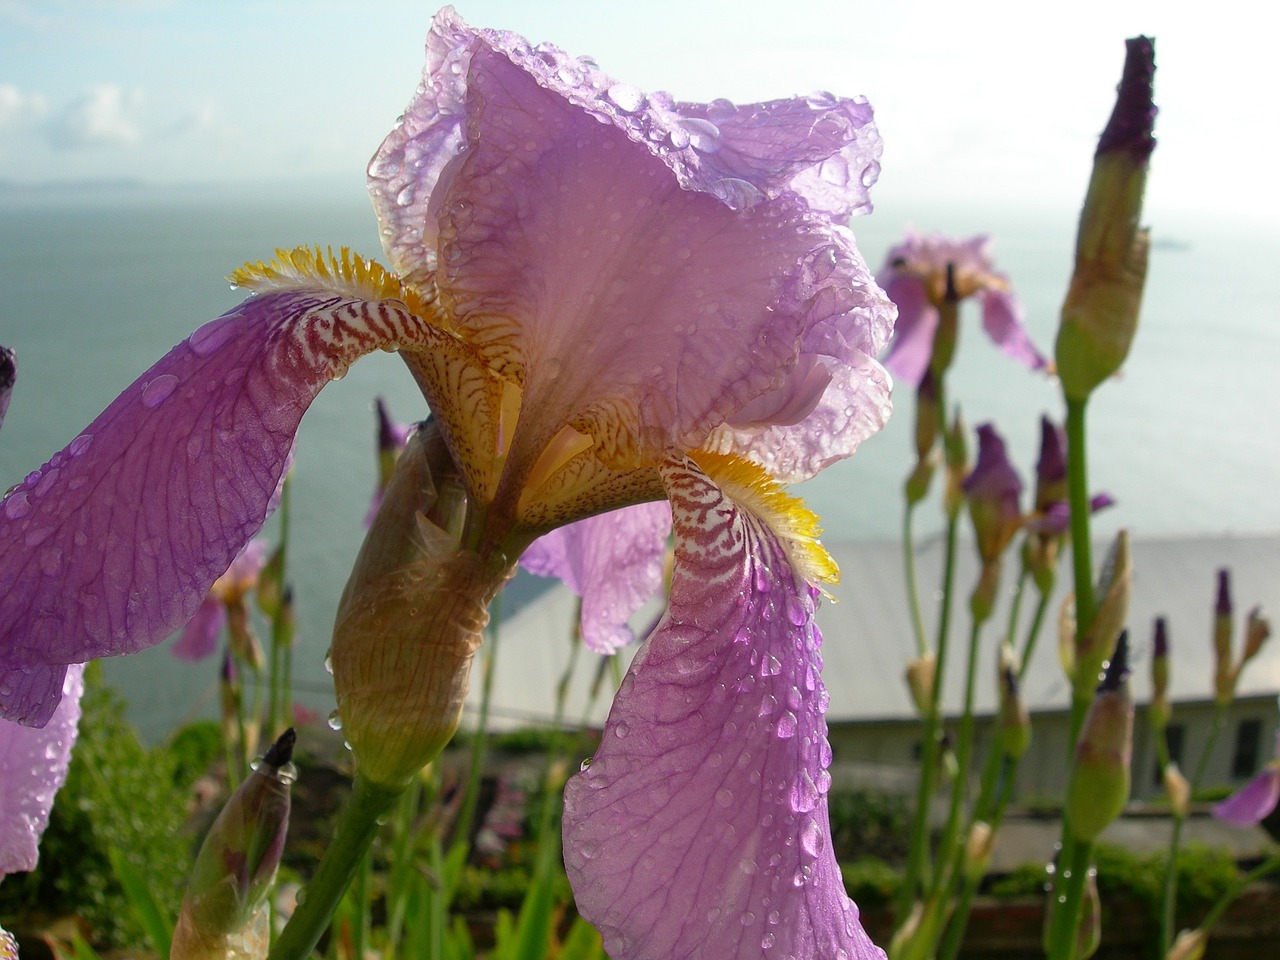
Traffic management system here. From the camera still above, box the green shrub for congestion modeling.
[827,789,910,863]
[1,672,199,950]
[841,857,901,907]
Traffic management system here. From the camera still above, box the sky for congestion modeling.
[0,0,1274,226]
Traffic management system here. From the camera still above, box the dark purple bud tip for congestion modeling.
[375,397,398,451]
[1097,36,1157,160]
[263,727,296,768]
[0,346,14,392]
[1153,617,1168,658]
[1036,414,1067,485]
[1216,568,1232,616]
[1099,631,1131,692]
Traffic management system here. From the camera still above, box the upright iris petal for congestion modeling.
[563,458,882,960]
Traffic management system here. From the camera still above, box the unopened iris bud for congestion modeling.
[1149,617,1171,732]
[904,453,939,506]
[220,651,241,747]
[331,422,515,789]
[905,653,936,718]
[1165,928,1207,960]
[277,586,297,649]
[1055,37,1156,401]
[256,545,285,620]
[1066,632,1134,843]
[1213,569,1236,705]
[998,646,1031,759]
[172,729,296,960]
[943,407,969,520]
[964,423,1024,566]
[1073,529,1131,697]
[1241,605,1271,666]
[0,345,15,430]
[1059,592,1077,680]
[1163,762,1190,820]
[964,820,996,881]
[914,368,942,464]
[1077,869,1102,960]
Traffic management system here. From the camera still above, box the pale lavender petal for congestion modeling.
[980,288,1048,372]
[0,663,84,874]
[371,9,883,286]
[563,459,884,960]
[371,9,895,482]
[0,287,430,725]
[521,502,672,654]
[1212,769,1280,827]
[0,346,14,432]
[879,274,937,388]
[170,596,226,662]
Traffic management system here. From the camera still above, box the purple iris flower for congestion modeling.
[1213,731,1280,827]
[878,231,1047,387]
[171,538,268,662]
[0,8,895,956]
[1,345,84,878]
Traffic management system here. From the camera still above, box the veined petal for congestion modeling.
[372,9,895,504]
[521,501,672,654]
[0,663,83,873]
[562,457,882,960]
[0,257,435,725]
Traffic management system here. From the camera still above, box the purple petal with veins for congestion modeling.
[562,459,884,960]
[521,502,671,654]
[0,288,431,725]
[0,663,83,873]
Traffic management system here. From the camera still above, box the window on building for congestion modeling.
[1155,723,1186,786]
[1231,718,1263,779]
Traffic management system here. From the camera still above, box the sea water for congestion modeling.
[1,185,1275,736]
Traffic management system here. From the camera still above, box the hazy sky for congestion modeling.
[0,0,1271,225]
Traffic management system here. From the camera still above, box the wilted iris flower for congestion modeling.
[0,8,894,956]
[878,231,1046,387]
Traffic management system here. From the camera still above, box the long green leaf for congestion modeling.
[107,845,173,958]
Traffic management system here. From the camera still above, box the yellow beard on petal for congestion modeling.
[689,449,839,587]
[229,246,440,322]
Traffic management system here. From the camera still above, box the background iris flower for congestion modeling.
[0,7,895,957]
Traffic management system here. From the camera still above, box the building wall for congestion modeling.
[828,695,1279,803]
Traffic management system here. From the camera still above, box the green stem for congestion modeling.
[1047,838,1095,960]
[267,479,292,734]
[897,510,962,924]
[1197,849,1280,934]
[903,504,929,657]
[1065,397,1094,632]
[1159,704,1228,954]
[268,775,402,960]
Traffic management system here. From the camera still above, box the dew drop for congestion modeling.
[4,492,31,520]
[327,710,343,731]
[606,83,647,113]
[679,117,720,152]
[768,910,780,925]
[714,786,734,807]
[758,694,777,717]
[801,818,822,856]
[395,184,416,206]
[614,721,629,739]
[141,374,179,409]
[69,433,93,457]
[775,711,797,739]
[579,756,593,772]
[188,321,235,356]
[761,934,776,950]
[786,685,803,710]
[740,912,756,927]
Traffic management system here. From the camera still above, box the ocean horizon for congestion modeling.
[2,183,1275,738]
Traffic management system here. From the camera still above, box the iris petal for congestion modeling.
[562,458,883,960]
[0,663,83,873]
[0,283,433,724]
[1212,768,1280,827]
[521,502,671,654]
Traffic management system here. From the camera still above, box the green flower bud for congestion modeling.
[172,730,296,960]
[1066,633,1134,843]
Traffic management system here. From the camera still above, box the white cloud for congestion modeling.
[45,84,140,149]
[0,84,47,130]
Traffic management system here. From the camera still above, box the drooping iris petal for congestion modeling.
[1213,732,1280,827]
[371,7,894,507]
[0,268,434,725]
[521,502,671,654]
[878,271,936,387]
[0,663,83,873]
[1211,767,1280,827]
[171,596,226,662]
[980,288,1048,372]
[562,459,884,960]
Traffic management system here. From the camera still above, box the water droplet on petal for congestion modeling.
[801,818,822,856]
[762,934,776,950]
[614,721,629,739]
[715,787,734,807]
[395,184,415,206]
[141,374,179,409]
[776,711,797,739]
[4,492,31,520]
[606,83,647,113]
[579,756,593,772]
[68,434,93,457]
[327,710,342,731]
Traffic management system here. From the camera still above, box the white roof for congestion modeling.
[467,533,1280,728]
